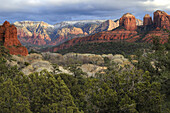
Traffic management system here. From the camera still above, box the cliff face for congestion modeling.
[143,14,153,26]
[15,21,52,46]
[153,10,170,29]
[0,21,28,56]
[119,13,137,30]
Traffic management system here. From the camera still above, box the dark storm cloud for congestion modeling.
[0,0,169,24]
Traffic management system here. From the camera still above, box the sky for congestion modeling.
[0,0,170,24]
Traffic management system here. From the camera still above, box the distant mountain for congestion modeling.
[44,10,169,53]
[14,21,53,46]
[54,20,106,29]
[14,19,143,49]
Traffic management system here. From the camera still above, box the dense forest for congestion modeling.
[57,42,151,55]
[0,37,170,113]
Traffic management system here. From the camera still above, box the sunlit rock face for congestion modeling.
[143,14,153,26]
[153,10,170,29]
[119,13,137,30]
[0,21,28,56]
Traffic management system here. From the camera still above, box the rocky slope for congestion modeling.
[0,21,28,56]
[14,21,53,46]
[15,19,142,48]
[46,10,169,52]
[7,52,132,76]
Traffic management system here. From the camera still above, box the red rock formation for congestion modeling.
[47,29,139,52]
[143,14,153,26]
[45,11,170,52]
[43,11,170,52]
[0,21,28,56]
[119,13,137,30]
[141,30,168,44]
[47,27,169,52]
[154,10,170,29]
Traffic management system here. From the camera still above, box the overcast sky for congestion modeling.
[0,0,170,24]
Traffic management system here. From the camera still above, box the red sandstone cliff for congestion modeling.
[0,21,28,56]
[119,13,137,30]
[143,14,153,26]
[154,10,170,29]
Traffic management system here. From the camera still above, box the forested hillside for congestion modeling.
[0,36,170,112]
[57,42,151,55]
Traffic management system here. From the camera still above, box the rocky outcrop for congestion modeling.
[111,54,132,68]
[7,53,53,75]
[80,64,107,77]
[63,53,105,65]
[22,61,54,75]
[153,10,170,29]
[7,52,135,76]
[143,14,153,26]
[119,13,137,30]
[42,52,105,65]
[0,21,28,56]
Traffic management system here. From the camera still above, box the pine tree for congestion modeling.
[14,70,80,113]
[0,78,31,113]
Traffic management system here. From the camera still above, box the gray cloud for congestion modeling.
[0,0,169,24]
